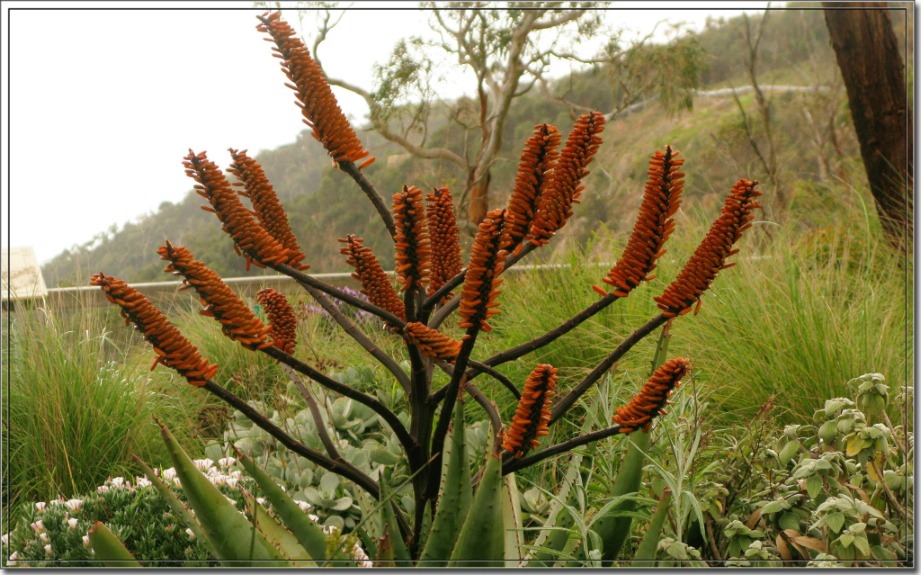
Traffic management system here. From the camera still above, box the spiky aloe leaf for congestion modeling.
[503,473,524,565]
[631,489,673,567]
[133,455,207,547]
[156,421,288,567]
[241,490,315,566]
[236,449,327,561]
[88,521,142,568]
[379,475,412,567]
[596,324,671,564]
[449,445,505,567]
[419,395,472,567]
[372,526,395,567]
[594,430,650,563]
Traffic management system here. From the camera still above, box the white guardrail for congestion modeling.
[30,263,593,309]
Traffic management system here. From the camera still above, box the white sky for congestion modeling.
[2,1,769,265]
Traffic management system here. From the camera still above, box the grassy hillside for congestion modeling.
[41,7,903,286]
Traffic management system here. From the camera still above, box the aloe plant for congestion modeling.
[89,11,760,565]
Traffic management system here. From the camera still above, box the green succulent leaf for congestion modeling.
[88,521,142,568]
[236,449,328,561]
[157,421,288,567]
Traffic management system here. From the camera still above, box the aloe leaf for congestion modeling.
[379,476,412,567]
[503,472,524,565]
[88,521,142,568]
[242,490,315,567]
[419,395,472,567]
[631,489,672,567]
[594,430,650,563]
[372,525,395,567]
[156,420,288,567]
[236,449,327,561]
[133,456,207,548]
[449,446,505,567]
[596,325,671,564]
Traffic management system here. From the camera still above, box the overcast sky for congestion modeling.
[2,1,769,265]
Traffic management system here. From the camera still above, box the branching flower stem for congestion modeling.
[260,345,421,474]
[281,364,343,462]
[434,359,521,401]
[339,160,396,238]
[202,379,377,495]
[502,423,625,475]
[296,279,411,394]
[275,263,406,328]
[468,292,618,377]
[424,330,480,504]
[403,283,433,555]
[427,292,619,406]
[550,313,670,425]
[425,242,539,328]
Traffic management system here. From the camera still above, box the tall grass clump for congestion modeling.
[4,301,171,514]
[672,221,910,423]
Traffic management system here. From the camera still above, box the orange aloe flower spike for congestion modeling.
[184,150,290,271]
[257,11,373,168]
[458,209,509,333]
[339,234,406,326]
[613,357,691,434]
[502,364,558,458]
[527,112,605,248]
[228,148,309,271]
[393,185,432,293]
[505,124,561,252]
[158,242,272,351]
[89,273,218,386]
[594,146,686,297]
[425,187,463,300]
[654,179,761,317]
[403,322,463,362]
[256,288,298,355]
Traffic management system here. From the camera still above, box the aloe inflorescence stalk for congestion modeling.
[89,273,217,386]
[256,288,298,355]
[185,150,290,270]
[228,148,309,271]
[458,209,508,333]
[527,111,605,248]
[655,178,762,317]
[425,187,463,300]
[402,322,462,362]
[339,234,406,326]
[159,242,271,350]
[502,364,558,458]
[257,11,373,169]
[393,185,432,293]
[596,146,685,297]
[613,357,691,433]
[505,123,561,252]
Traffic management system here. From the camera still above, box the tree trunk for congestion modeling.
[824,3,913,247]
[466,168,491,227]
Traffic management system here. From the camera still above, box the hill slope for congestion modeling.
[43,7,889,287]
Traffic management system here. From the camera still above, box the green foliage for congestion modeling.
[3,479,214,567]
[4,302,180,515]
[671,223,910,424]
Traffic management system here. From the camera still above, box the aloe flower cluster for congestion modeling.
[87,11,760,567]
